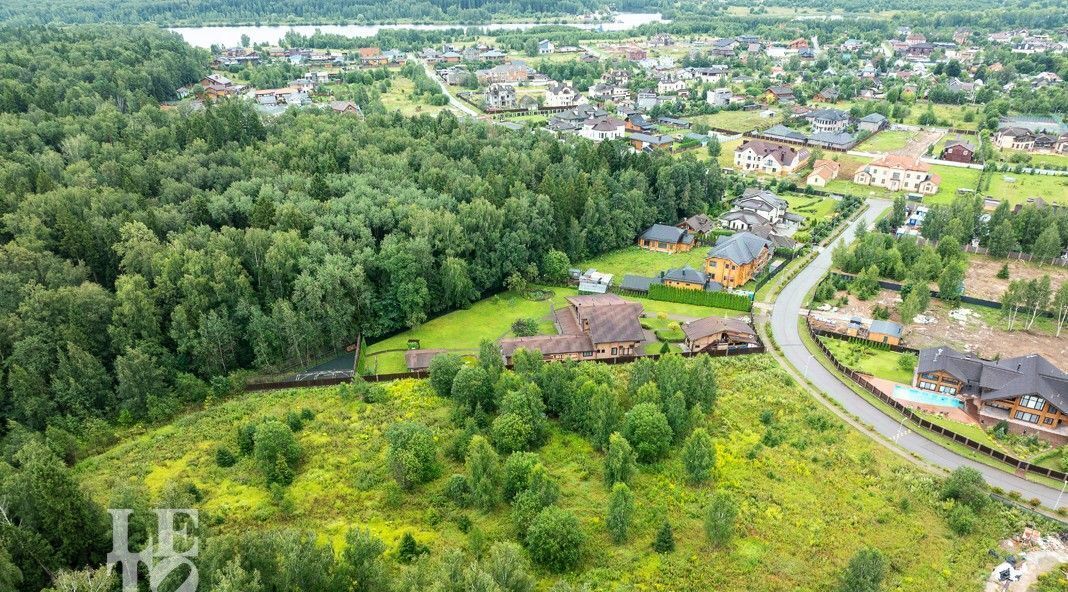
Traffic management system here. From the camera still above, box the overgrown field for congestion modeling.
[77,355,1029,591]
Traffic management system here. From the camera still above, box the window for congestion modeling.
[1014,411,1040,424]
[1045,418,1054,425]
[582,351,592,357]
[918,381,937,391]
[611,347,618,356]
[1020,395,1045,411]
[938,385,957,395]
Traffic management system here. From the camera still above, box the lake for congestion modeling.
[170,12,666,48]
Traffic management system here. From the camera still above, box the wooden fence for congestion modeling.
[805,319,1068,483]
[246,342,766,392]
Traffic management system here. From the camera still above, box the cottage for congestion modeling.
[706,87,733,107]
[538,39,555,54]
[940,138,975,163]
[704,232,772,288]
[764,85,795,104]
[628,133,675,152]
[806,159,841,187]
[858,113,888,133]
[853,155,940,195]
[806,109,850,134]
[733,188,788,225]
[682,317,759,352]
[577,269,613,294]
[484,84,517,110]
[638,224,694,253]
[498,294,645,363]
[659,266,720,291]
[327,101,363,116]
[678,213,716,235]
[545,82,578,108]
[578,116,626,142]
[816,87,841,103]
[915,347,1068,443]
[733,140,810,175]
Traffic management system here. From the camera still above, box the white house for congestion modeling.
[538,39,555,54]
[545,82,578,108]
[733,140,810,176]
[579,116,626,142]
[706,87,732,107]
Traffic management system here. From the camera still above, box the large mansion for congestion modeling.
[853,155,941,195]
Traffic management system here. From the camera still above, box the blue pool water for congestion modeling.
[892,385,965,409]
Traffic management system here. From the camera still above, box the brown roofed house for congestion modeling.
[682,317,759,352]
[499,294,646,364]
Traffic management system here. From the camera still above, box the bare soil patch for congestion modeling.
[891,129,943,158]
[963,253,1066,303]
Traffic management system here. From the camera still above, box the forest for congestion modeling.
[0,25,724,444]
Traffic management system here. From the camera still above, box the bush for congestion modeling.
[502,452,540,501]
[396,532,428,564]
[215,446,237,468]
[386,421,441,490]
[897,353,917,373]
[647,284,752,311]
[704,491,738,547]
[604,432,636,485]
[682,428,716,484]
[445,474,471,506]
[940,467,989,511]
[252,420,301,485]
[511,318,539,337]
[837,548,886,592]
[491,413,535,454]
[606,482,634,544]
[622,403,673,463]
[652,520,675,553]
[237,422,257,456]
[525,506,584,572]
[945,503,977,536]
[428,353,464,398]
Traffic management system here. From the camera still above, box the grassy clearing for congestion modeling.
[856,130,917,153]
[994,149,1068,170]
[578,245,710,278]
[75,355,1028,590]
[379,76,456,117]
[362,288,571,374]
[687,110,780,133]
[985,171,1068,206]
[902,103,979,130]
[783,193,837,224]
[819,337,913,384]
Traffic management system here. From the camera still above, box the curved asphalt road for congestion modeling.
[770,199,1066,508]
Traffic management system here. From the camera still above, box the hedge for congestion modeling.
[647,284,752,312]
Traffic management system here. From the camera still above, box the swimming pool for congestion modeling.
[892,385,965,409]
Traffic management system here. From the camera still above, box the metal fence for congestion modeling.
[805,319,1068,483]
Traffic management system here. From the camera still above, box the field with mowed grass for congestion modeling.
[856,130,918,153]
[74,355,1031,590]
[687,110,780,133]
[578,245,711,278]
[820,337,914,384]
[985,170,1068,206]
[783,193,838,224]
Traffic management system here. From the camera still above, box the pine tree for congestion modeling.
[652,520,675,553]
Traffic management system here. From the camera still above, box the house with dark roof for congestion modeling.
[858,113,888,133]
[498,294,645,363]
[806,108,850,134]
[940,138,975,163]
[683,317,759,352]
[658,266,722,292]
[764,85,796,104]
[703,232,772,288]
[637,224,695,253]
[628,133,675,152]
[678,213,716,235]
[915,347,1068,443]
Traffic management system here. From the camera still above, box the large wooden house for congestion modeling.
[637,224,695,253]
[915,347,1068,443]
[704,232,772,288]
[499,294,645,363]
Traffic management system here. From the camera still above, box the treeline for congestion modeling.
[0,26,725,444]
[0,0,605,26]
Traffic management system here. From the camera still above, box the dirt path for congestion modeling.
[891,129,943,159]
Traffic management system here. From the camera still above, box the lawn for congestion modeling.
[783,193,837,225]
[379,75,457,117]
[924,164,982,203]
[74,354,1028,590]
[985,171,1068,206]
[578,245,711,278]
[902,102,980,130]
[361,288,571,374]
[819,337,914,384]
[687,110,780,133]
[856,130,917,153]
[994,149,1068,170]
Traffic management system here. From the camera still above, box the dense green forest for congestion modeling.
[0,25,723,438]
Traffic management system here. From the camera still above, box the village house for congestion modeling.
[858,112,889,132]
[657,76,686,95]
[706,87,732,107]
[484,84,516,110]
[806,109,850,134]
[476,62,531,84]
[628,133,675,152]
[682,317,759,353]
[704,232,773,289]
[658,266,720,292]
[940,138,976,163]
[915,347,1068,443]
[578,116,626,142]
[806,159,841,187]
[326,101,363,116]
[678,213,716,235]
[545,82,578,108]
[995,126,1068,153]
[538,39,555,54]
[816,87,840,103]
[764,85,796,104]
[733,140,810,176]
[498,294,645,364]
[853,155,941,195]
[637,224,695,253]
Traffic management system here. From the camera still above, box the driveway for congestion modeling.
[769,199,1066,507]
[420,60,481,119]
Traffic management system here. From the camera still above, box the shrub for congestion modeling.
[428,353,464,398]
[682,428,716,484]
[215,446,237,468]
[704,491,738,547]
[946,503,977,536]
[445,474,471,506]
[502,452,540,501]
[285,411,304,432]
[940,467,989,511]
[606,482,634,544]
[299,408,315,420]
[386,421,441,490]
[237,422,257,456]
[396,532,428,564]
[897,353,917,373]
[604,433,636,485]
[652,520,675,553]
[466,435,501,510]
[252,420,301,485]
[484,542,536,592]
[837,548,886,592]
[647,284,752,311]
[511,318,539,337]
[525,506,584,572]
[492,413,535,454]
[622,403,673,463]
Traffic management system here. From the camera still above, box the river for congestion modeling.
[169,12,666,48]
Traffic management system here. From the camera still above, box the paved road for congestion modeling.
[421,60,481,119]
[770,199,1067,507]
